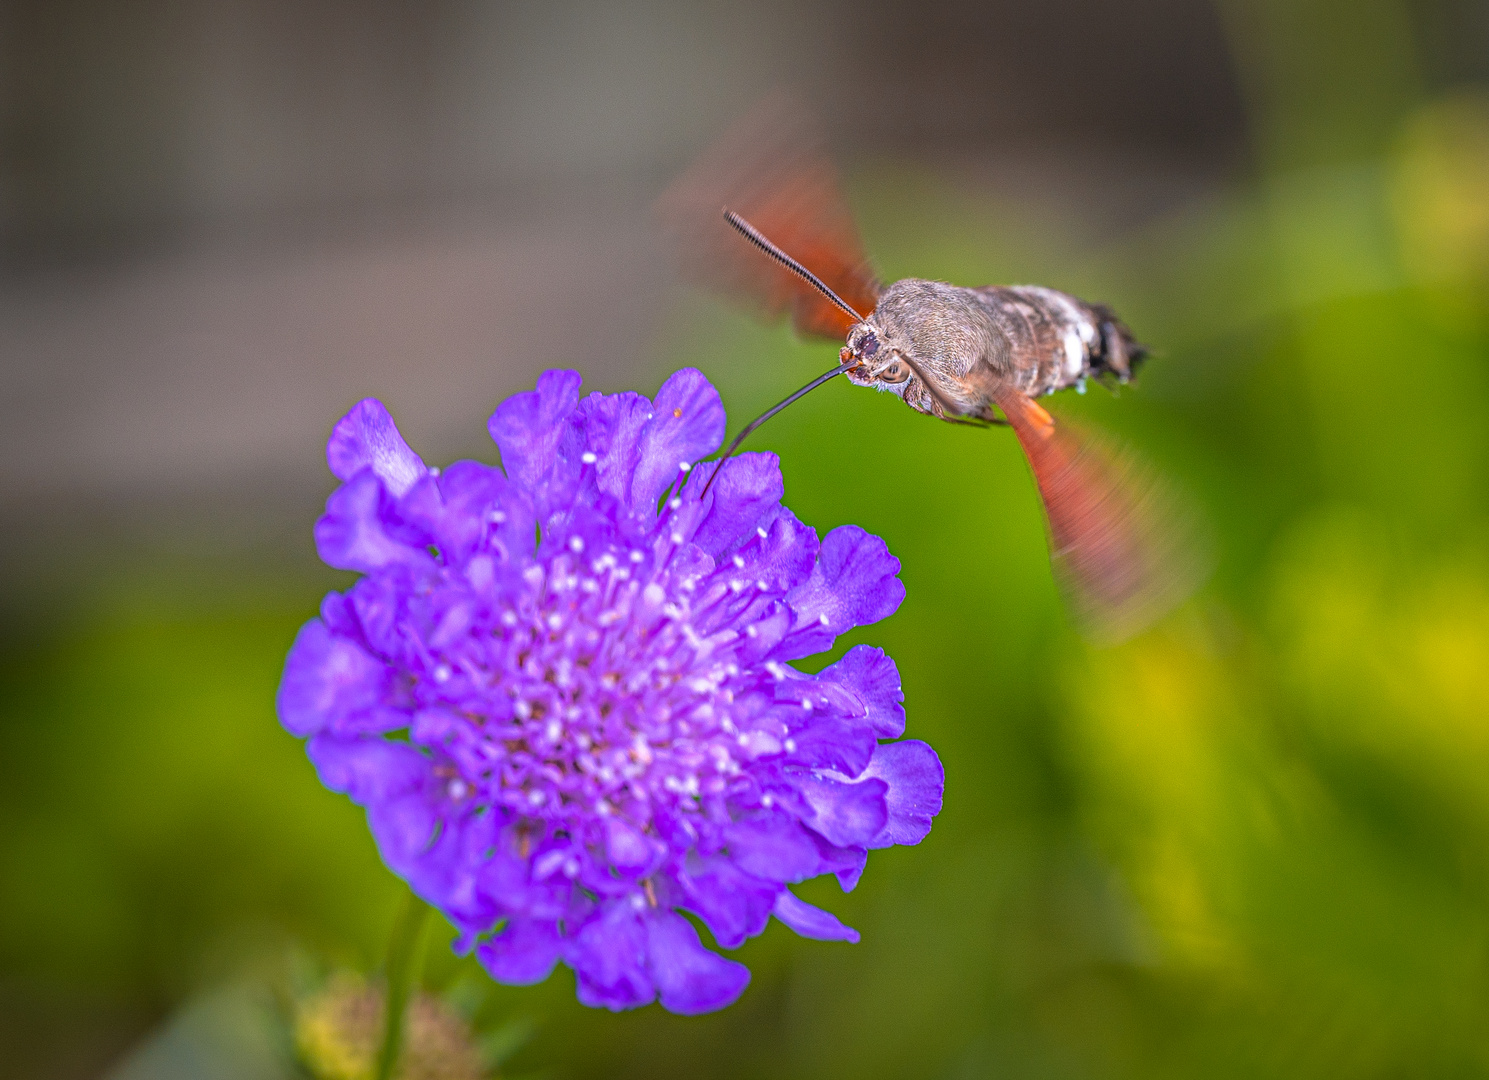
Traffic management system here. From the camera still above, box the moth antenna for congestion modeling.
[700,360,855,499]
[723,209,865,326]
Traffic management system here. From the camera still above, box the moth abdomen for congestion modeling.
[974,285,1148,398]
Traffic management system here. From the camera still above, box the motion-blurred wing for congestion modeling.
[994,387,1205,643]
[657,96,881,340]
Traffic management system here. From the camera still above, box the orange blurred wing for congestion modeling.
[657,97,880,340]
[994,387,1205,643]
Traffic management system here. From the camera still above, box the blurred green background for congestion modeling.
[3,1,1489,1077]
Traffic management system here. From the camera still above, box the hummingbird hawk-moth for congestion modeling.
[660,102,1203,643]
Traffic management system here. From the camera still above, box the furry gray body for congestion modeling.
[844,278,1145,420]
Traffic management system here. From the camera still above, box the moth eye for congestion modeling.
[880,361,910,384]
[859,332,879,359]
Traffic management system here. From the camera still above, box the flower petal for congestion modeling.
[305,733,427,804]
[676,858,778,949]
[772,890,860,943]
[795,774,889,848]
[417,812,501,932]
[476,918,564,986]
[577,390,653,506]
[388,808,492,918]
[306,734,442,881]
[863,739,944,849]
[818,645,906,738]
[315,471,433,574]
[326,398,428,495]
[724,813,822,883]
[731,601,795,665]
[808,832,868,892]
[474,828,570,923]
[646,911,751,1015]
[745,509,819,591]
[398,460,518,564]
[277,619,389,737]
[487,369,584,497]
[604,818,662,877]
[784,525,904,640]
[369,795,442,883]
[568,905,655,1012]
[409,708,495,778]
[630,369,725,510]
[788,726,878,776]
[341,573,412,660]
[687,451,784,558]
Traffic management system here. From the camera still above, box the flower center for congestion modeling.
[427,526,778,841]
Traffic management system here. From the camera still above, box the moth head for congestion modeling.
[843,323,914,392]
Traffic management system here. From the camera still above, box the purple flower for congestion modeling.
[278,368,943,1015]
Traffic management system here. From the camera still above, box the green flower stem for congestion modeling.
[374,889,431,1080]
